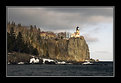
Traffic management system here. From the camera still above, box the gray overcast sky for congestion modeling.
[7,7,113,31]
[7,6,114,61]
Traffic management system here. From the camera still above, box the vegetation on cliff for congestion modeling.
[7,27,39,55]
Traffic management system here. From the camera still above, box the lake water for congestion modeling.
[7,62,114,77]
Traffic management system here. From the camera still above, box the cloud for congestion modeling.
[7,7,113,32]
[94,51,110,54]
[82,34,98,42]
[43,7,113,17]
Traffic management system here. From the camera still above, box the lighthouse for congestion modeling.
[71,26,80,38]
[76,26,80,36]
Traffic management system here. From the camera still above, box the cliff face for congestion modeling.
[39,36,90,62]
[67,37,90,62]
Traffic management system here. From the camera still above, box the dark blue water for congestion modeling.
[7,62,113,76]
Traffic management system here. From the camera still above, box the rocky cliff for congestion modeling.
[7,23,90,63]
[39,36,90,62]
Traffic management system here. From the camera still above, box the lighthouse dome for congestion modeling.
[76,26,79,30]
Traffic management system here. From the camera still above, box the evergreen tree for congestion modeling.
[7,32,11,52]
[11,21,15,26]
[10,27,15,37]
[18,24,21,27]
[27,42,33,54]
[30,25,33,32]
[61,36,64,39]
[16,32,24,52]
[23,41,29,53]
[34,25,36,28]
[8,27,16,52]
[46,50,49,57]
[38,28,41,32]
[32,48,39,55]
[37,33,41,42]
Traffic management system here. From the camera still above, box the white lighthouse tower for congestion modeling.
[71,26,80,38]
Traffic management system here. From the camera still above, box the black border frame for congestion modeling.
[0,0,120,81]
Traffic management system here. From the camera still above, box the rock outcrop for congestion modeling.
[39,36,90,62]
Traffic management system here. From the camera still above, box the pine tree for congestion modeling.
[34,25,36,28]
[11,21,15,26]
[16,32,24,52]
[10,27,15,37]
[18,24,21,27]
[7,32,11,52]
[32,48,39,55]
[30,25,33,32]
[38,28,41,32]
[22,41,28,53]
[8,27,16,52]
